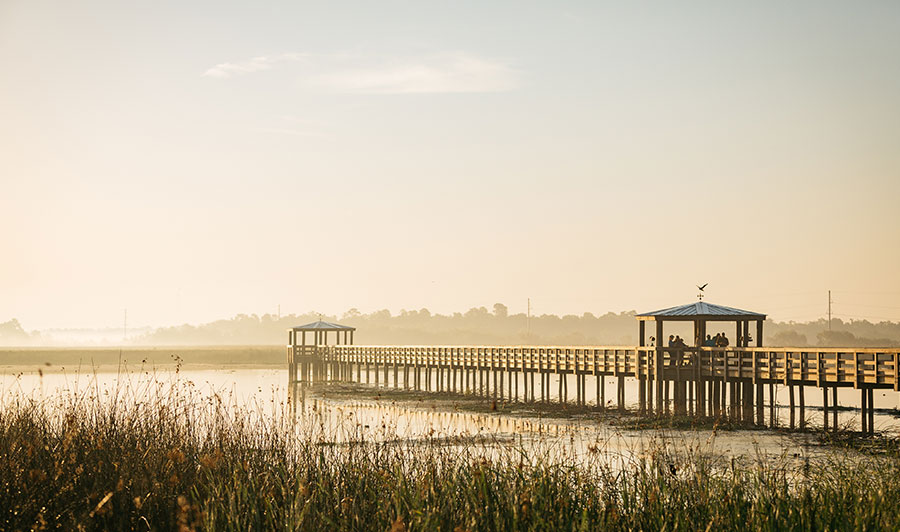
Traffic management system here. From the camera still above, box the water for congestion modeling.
[342,366,900,433]
[1,366,895,468]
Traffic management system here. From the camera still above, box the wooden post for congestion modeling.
[861,387,868,434]
[664,380,670,415]
[799,385,806,429]
[789,385,796,429]
[823,387,829,431]
[575,364,582,405]
[539,353,545,403]
[601,372,606,409]
[832,387,838,430]
[868,388,875,435]
[769,382,776,427]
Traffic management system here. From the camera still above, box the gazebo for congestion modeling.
[636,301,766,348]
[635,301,767,417]
[287,319,355,348]
[286,320,356,389]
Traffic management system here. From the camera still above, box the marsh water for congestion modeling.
[2,366,898,468]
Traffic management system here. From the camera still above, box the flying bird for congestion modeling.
[697,283,708,291]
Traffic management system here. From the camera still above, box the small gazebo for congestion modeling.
[286,320,356,388]
[287,320,355,348]
[636,302,766,348]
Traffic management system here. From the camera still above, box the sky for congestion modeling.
[1,1,899,330]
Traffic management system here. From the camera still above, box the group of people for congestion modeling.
[663,333,737,366]
[702,333,730,347]
[648,333,735,348]
[648,332,742,367]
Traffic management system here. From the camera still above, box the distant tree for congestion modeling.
[769,330,808,346]
[0,319,30,343]
[464,307,489,318]
[342,308,361,319]
[492,303,508,318]
[817,330,857,347]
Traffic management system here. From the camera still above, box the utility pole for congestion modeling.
[526,298,531,334]
[278,304,281,320]
[828,290,833,332]
[123,308,127,342]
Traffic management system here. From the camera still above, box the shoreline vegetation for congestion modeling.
[0,372,900,532]
[0,346,285,372]
[1,376,900,531]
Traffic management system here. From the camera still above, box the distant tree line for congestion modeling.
[136,305,640,346]
[135,305,900,347]
[2,307,898,347]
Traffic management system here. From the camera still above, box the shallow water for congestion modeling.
[343,366,900,433]
[0,367,894,468]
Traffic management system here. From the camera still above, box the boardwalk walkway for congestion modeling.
[288,344,899,434]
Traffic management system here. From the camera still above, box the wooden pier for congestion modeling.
[286,302,899,435]
[289,344,898,434]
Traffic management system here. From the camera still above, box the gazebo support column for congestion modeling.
[638,322,646,414]
[656,320,664,414]
[756,320,765,426]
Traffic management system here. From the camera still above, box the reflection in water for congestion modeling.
[0,367,894,469]
[346,366,900,434]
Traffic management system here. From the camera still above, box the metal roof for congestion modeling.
[636,302,766,321]
[291,320,356,331]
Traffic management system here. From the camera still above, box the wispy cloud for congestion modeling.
[203,53,308,79]
[203,52,520,94]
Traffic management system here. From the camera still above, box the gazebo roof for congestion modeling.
[636,302,766,321]
[291,320,356,331]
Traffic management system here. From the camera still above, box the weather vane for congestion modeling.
[697,283,708,301]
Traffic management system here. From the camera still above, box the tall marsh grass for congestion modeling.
[1,373,899,531]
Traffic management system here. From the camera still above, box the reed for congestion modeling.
[1,376,898,531]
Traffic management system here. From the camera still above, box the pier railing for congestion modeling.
[316,345,899,390]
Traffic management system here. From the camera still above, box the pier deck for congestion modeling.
[288,344,899,434]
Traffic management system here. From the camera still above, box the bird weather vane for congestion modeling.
[697,283,708,301]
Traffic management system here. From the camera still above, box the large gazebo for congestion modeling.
[636,302,767,348]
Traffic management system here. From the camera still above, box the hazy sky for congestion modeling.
[2,1,899,329]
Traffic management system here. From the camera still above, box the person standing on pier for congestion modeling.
[673,335,688,366]
[715,333,729,347]
[667,335,676,367]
